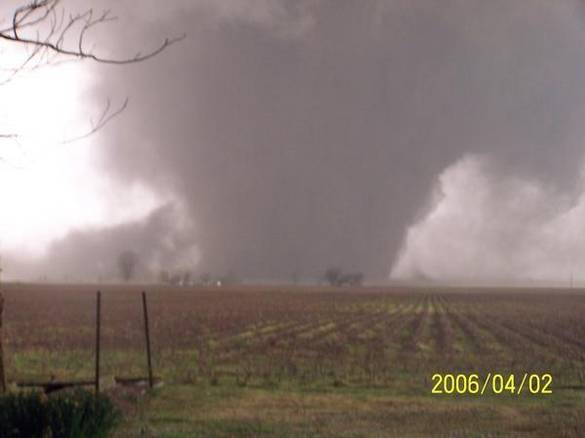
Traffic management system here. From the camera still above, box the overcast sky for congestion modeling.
[3,0,585,284]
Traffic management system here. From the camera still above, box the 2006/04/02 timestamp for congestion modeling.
[431,373,552,395]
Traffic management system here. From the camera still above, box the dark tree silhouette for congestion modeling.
[182,271,192,287]
[159,269,170,285]
[324,267,343,286]
[118,250,138,282]
[324,268,364,287]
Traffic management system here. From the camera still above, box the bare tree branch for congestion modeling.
[62,97,129,144]
[1,0,185,65]
[1,0,184,144]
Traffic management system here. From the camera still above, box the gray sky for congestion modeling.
[4,1,585,283]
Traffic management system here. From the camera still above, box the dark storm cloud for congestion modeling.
[62,0,585,282]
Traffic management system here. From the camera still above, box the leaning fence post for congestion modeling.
[142,291,154,389]
[0,292,6,394]
[95,291,101,395]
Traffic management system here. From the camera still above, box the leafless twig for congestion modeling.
[0,0,184,144]
[0,0,185,64]
[62,97,128,144]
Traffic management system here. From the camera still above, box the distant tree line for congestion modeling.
[117,250,364,287]
[158,269,238,287]
[324,267,364,287]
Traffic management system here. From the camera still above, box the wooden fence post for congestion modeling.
[95,291,101,395]
[142,291,154,389]
[0,292,5,394]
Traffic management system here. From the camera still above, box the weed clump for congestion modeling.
[0,388,120,438]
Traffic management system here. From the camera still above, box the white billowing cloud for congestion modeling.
[3,201,200,282]
[391,154,585,283]
[0,47,165,259]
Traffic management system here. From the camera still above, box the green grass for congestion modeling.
[112,383,585,437]
[7,346,585,436]
[4,284,585,436]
